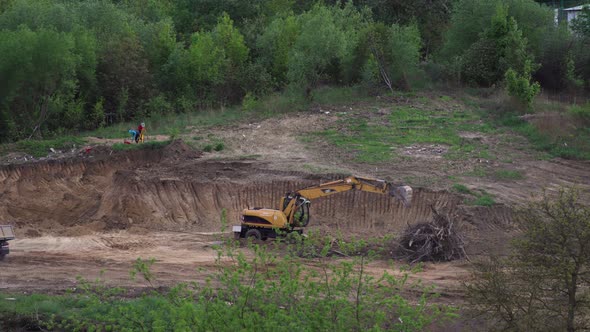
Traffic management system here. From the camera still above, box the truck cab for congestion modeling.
[0,225,15,260]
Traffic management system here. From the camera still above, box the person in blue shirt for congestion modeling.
[128,129,139,142]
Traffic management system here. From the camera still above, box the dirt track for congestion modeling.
[0,107,588,299]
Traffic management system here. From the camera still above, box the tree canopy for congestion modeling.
[0,0,587,142]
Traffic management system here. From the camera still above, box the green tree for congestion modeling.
[460,4,534,86]
[257,14,300,85]
[505,59,541,111]
[441,0,553,61]
[572,6,590,89]
[353,0,452,56]
[162,13,250,104]
[0,0,13,13]
[0,28,80,139]
[97,35,153,121]
[571,5,590,38]
[361,22,422,91]
[468,188,590,331]
[287,4,347,97]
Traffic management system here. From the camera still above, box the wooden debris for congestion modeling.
[397,206,467,263]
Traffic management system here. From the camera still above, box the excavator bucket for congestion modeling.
[390,185,413,207]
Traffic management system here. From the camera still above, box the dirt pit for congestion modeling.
[0,140,513,298]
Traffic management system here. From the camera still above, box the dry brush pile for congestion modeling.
[397,206,467,263]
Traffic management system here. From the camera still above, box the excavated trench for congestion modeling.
[0,141,514,255]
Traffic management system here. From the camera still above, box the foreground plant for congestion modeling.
[0,234,457,331]
[467,187,590,331]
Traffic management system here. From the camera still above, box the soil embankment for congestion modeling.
[0,141,513,253]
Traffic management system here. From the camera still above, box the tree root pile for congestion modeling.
[397,207,467,263]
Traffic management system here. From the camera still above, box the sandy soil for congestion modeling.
[0,231,469,306]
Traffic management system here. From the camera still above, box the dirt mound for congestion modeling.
[161,139,202,161]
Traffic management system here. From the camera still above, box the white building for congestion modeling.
[564,5,588,24]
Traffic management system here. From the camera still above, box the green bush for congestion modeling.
[468,193,496,206]
[214,142,224,151]
[569,103,590,126]
[461,37,501,86]
[505,60,540,111]
[144,94,173,117]
[85,98,106,130]
[452,183,472,194]
[241,92,259,112]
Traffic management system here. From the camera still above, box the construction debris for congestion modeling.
[397,206,467,263]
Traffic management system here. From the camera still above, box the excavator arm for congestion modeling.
[281,176,412,226]
[296,176,412,204]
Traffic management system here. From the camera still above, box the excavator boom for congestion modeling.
[295,176,412,206]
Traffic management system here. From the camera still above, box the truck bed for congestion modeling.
[0,225,15,240]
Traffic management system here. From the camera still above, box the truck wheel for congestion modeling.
[245,229,262,241]
[0,254,5,261]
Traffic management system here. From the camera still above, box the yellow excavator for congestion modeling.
[233,176,412,240]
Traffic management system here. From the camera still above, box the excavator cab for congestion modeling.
[291,198,310,227]
[282,194,311,227]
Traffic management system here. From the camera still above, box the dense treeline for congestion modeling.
[0,0,588,142]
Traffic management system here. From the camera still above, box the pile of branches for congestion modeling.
[397,206,467,263]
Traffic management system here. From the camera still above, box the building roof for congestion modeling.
[564,5,589,11]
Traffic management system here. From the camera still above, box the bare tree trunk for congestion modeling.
[369,45,393,94]
[28,94,51,140]
[567,269,578,332]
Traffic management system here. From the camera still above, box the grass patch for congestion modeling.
[493,169,525,180]
[312,85,370,105]
[452,183,472,194]
[83,88,316,141]
[236,154,261,160]
[463,166,488,178]
[467,193,496,207]
[451,183,496,206]
[314,106,493,163]
[86,108,252,139]
[10,136,87,158]
[496,113,590,160]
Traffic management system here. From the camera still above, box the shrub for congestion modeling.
[214,142,224,151]
[461,37,501,86]
[467,188,590,331]
[505,60,541,111]
[569,103,590,126]
[241,92,259,112]
[144,94,173,117]
[85,98,106,130]
[452,183,472,194]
